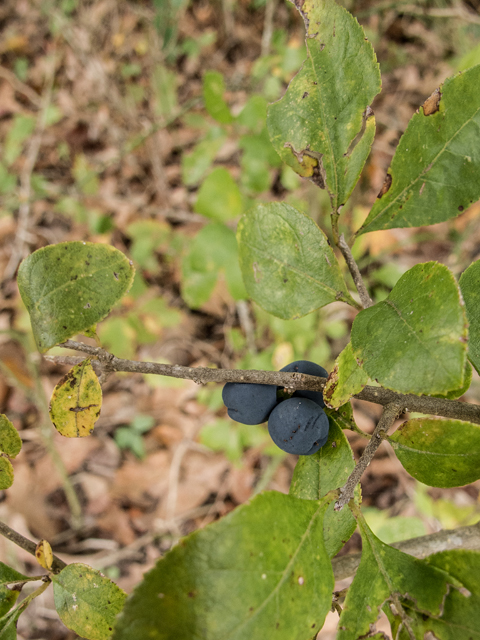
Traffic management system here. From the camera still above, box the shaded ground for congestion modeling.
[1,0,480,637]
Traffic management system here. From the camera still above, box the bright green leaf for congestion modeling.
[113,492,334,640]
[4,115,35,167]
[194,168,243,222]
[17,241,135,353]
[200,419,244,462]
[49,359,102,437]
[203,70,233,124]
[181,223,246,308]
[0,416,22,458]
[338,511,459,639]
[237,203,356,319]
[0,458,14,491]
[351,262,467,395]
[267,0,380,210]
[181,127,226,186]
[52,563,126,640]
[389,418,480,487]
[290,417,357,558]
[152,64,178,119]
[126,220,171,272]
[237,95,267,133]
[459,259,480,375]
[359,65,480,234]
[324,343,369,409]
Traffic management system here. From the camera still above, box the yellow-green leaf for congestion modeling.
[0,458,14,490]
[324,343,369,409]
[49,359,102,437]
[0,415,22,458]
[52,563,126,640]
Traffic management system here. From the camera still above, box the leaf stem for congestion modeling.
[334,402,402,511]
[337,233,373,309]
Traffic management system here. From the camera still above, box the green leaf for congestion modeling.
[337,511,459,639]
[358,65,480,234]
[389,418,480,487]
[351,262,467,395]
[327,401,357,431]
[17,242,135,353]
[0,588,19,621]
[52,563,126,640]
[432,360,472,399]
[0,564,29,619]
[181,223,246,307]
[267,0,380,210]
[113,492,334,640]
[181,127,226,186]
[0,458,14,491]
[459,259,480,375]
[237,95,267,133]
[73,154,99,196]
[203,70,233,124]
[0,565,29,587]
[390,550,480,639]
[362,510,426,545]
[4,115,35,167]
[290,417,357,558]
[323,343,369,409]
[126,220,171,272]
[239,129,281,195]
[194,168,243,222]
[49,359,102,437]
[0,416,21,458]
[237,203,355,319]
[152,64,178,119]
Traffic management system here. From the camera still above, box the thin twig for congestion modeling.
[338,234,373,308]
[335,403,402,511]
[0,66,42,108]
[261,0,276,57]
[4,51,57,280]
[0,521,67,574]
[51,341,480,425]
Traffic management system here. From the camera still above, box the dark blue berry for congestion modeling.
[281,360,327,408]
[268,397,329,455]
[222,382,278,425]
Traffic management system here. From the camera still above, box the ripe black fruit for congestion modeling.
[280,360,327,408]
[222,382,278,425]
[268,397,329,455]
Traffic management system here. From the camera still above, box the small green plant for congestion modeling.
[114,414,156,459]
[3,0,480,638]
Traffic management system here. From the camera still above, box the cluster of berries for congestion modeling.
[222,361,329,455]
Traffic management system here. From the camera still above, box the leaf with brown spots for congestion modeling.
[359,65,480,234]
[49,359,102,437]
[18,241,134,353]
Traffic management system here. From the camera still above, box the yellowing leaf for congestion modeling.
[0,457,14,490]
[49,360,102,437]
[35,540,53,571]
[0,415,22,458]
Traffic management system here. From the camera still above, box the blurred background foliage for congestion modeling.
[1,1,480,635]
